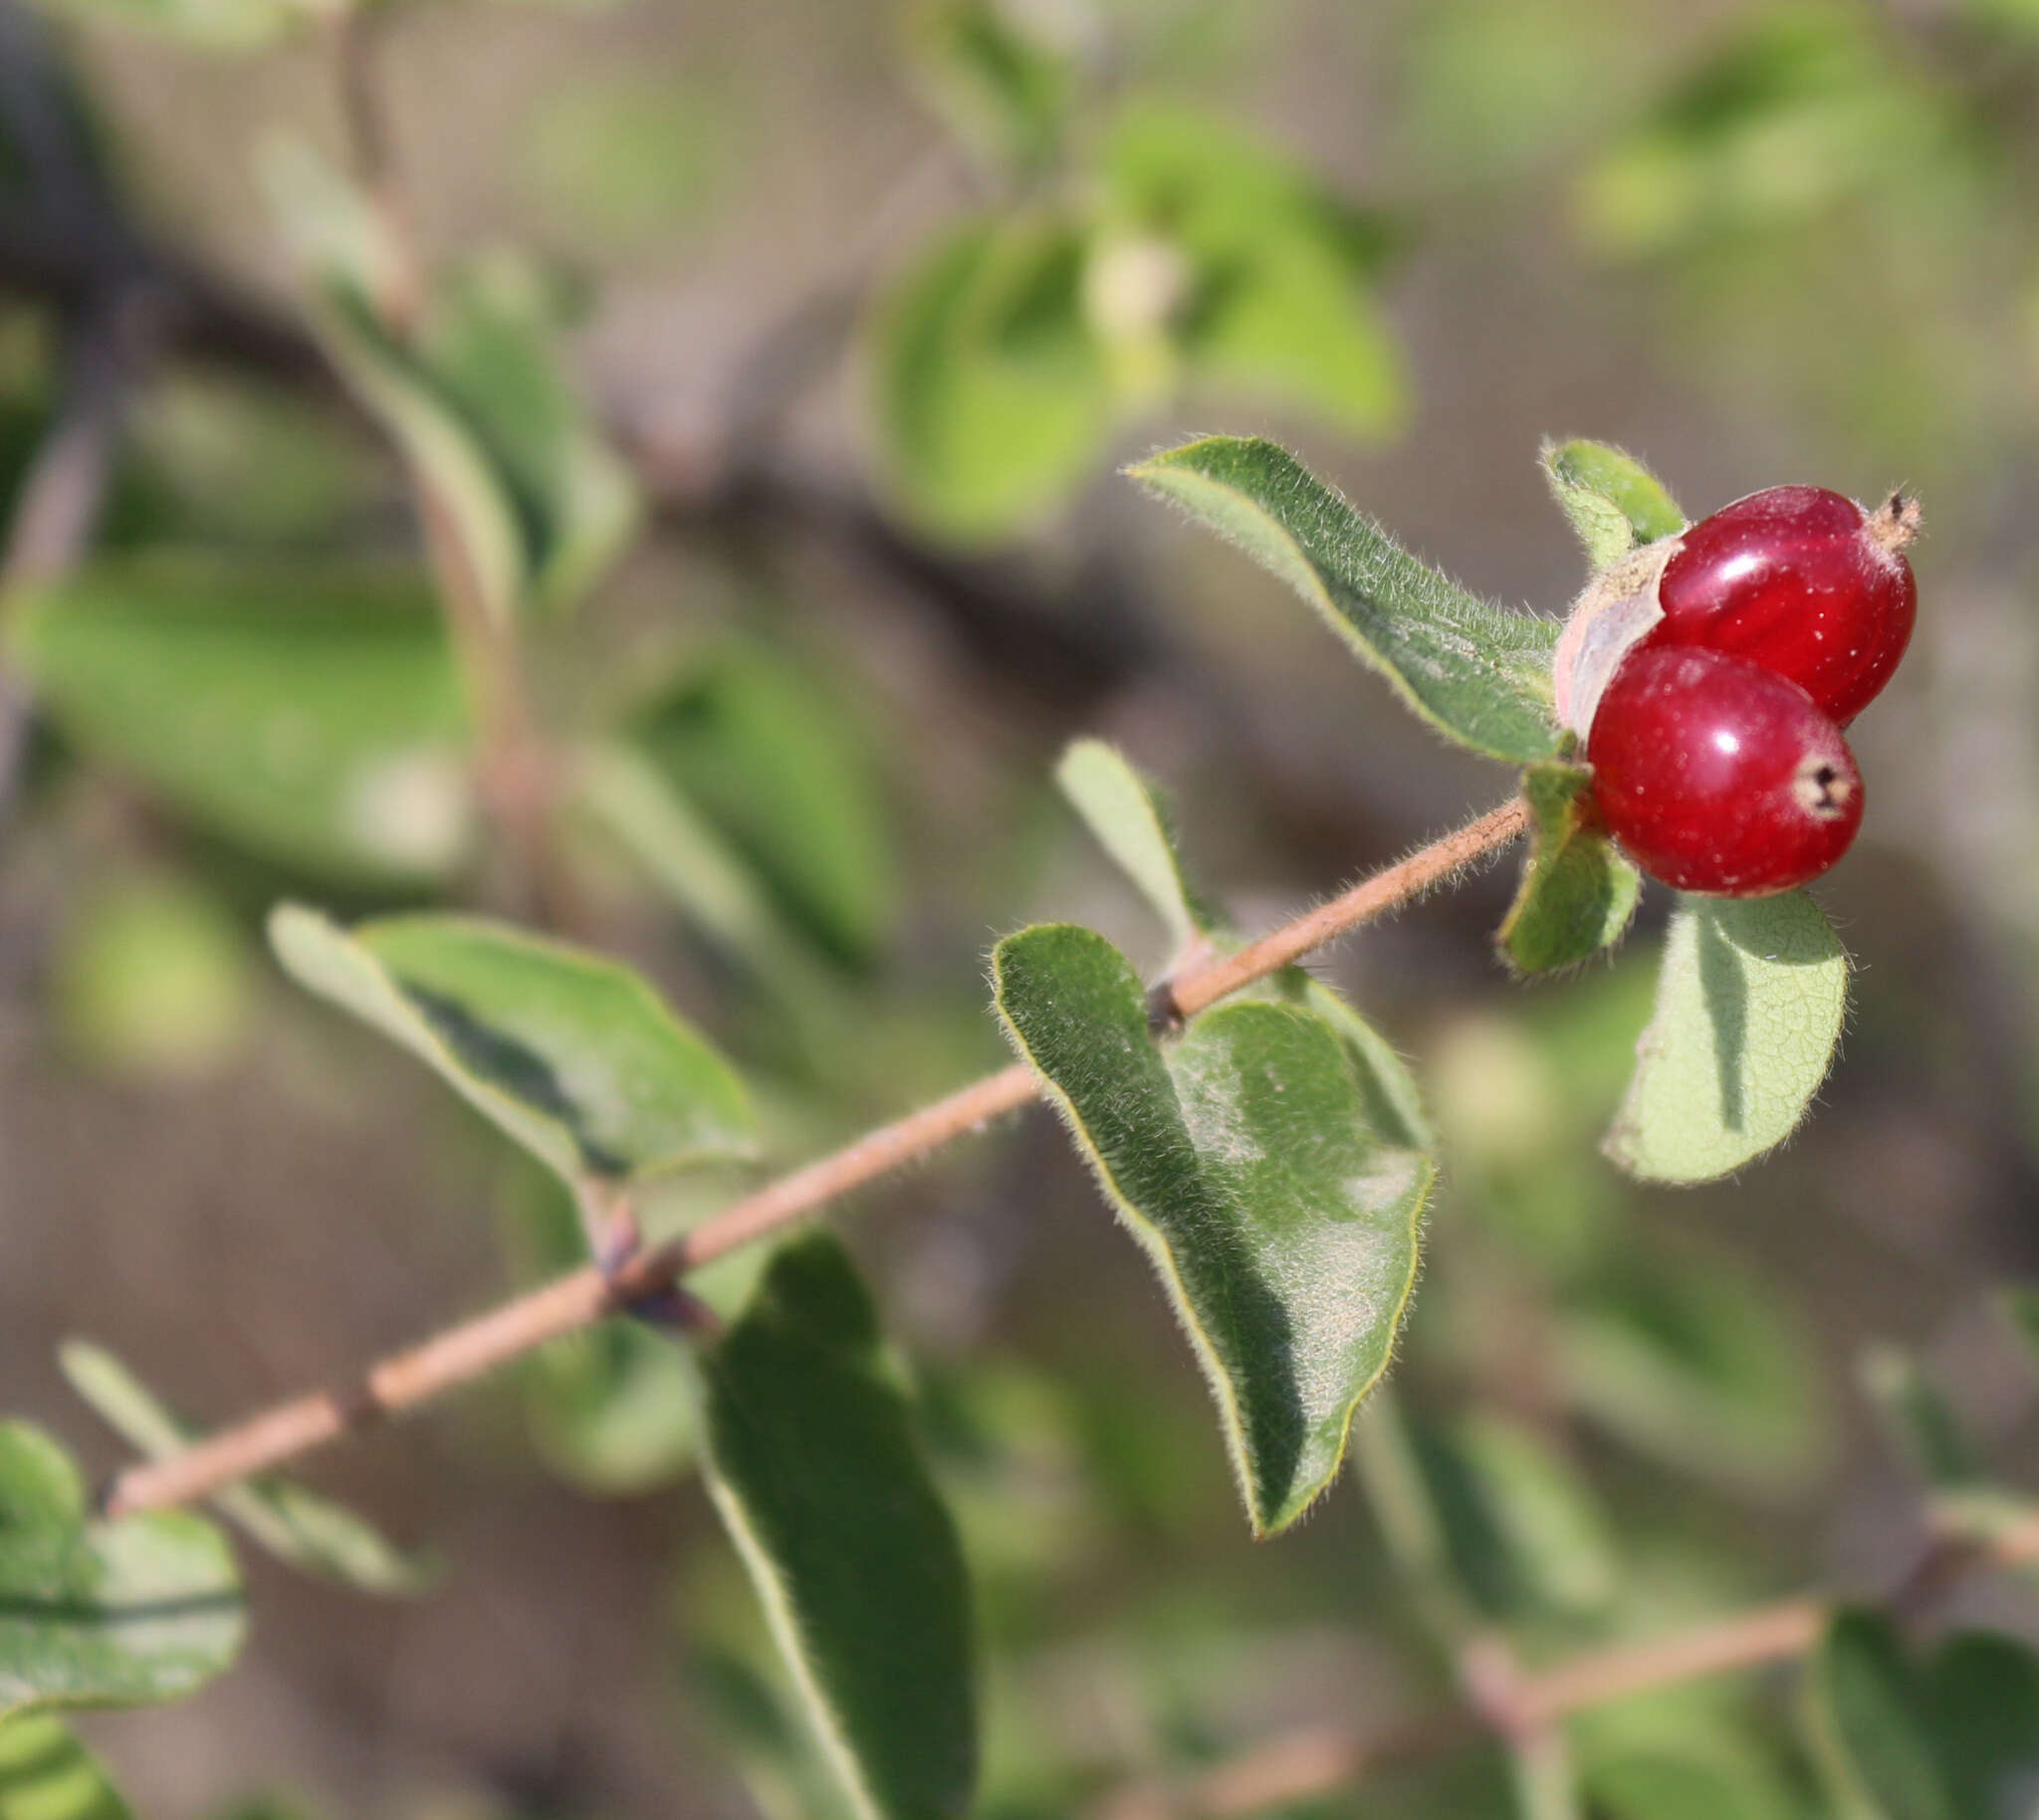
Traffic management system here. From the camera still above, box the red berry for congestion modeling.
[1645,485,1918,727]
[1587,645,1863,896]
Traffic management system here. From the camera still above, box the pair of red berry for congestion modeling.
[1582,486,1919,896]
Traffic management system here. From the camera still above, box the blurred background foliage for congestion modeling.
[5,0,2039,1814]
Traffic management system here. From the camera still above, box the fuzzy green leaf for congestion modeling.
[873,214,1112,544]
[59,1342,436,1597]
[994,923,1431,1535]
[1128,437,1562,762]
[271,907,757,1187]
[702,1234,978,1820]
[0,1423,243,1721]
[1541,439,1687,567]
[0,1715,132,1820]
[1054,739,1211,952]
[1498,763,1642,973]
[1859,1344,1979,1489]
[9,560,471,885]
[1604,890,1848,1184]
[1808,1609,2039,1820]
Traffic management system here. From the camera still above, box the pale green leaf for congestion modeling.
[309,281,529,628]
[1128,437,1563,762]
[1362,1398,1616,1622]
[1604,890,1848,1184]
[0,1423,243,1721]
[0,1714,132,1820]
[1540,439,1687,568]
[1095,108,1409,439]
[9,559,472,885]
[995,922,1432,1534]
[1054,739,1210,953]
[872,214,1112,543]
[59,1342,437,1597]
[270,907,757,1186]
[702,1234,978,1820]
[1859,1344,1979,1489]
[20,0,320,51]
[1498,762,1643,974]
[1807,1609,2039,1820]
[621,644,899,968]
[417,256,642,615]
[905,0,1075,175]
[1559,1241,1826,1490]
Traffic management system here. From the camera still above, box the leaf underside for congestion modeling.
[701,1234,978,1820]
[995,922,1431,1535]
[1605,890,1848,1185]
[1129,436,1563,763]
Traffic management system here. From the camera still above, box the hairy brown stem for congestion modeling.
[102,797,1529,1517]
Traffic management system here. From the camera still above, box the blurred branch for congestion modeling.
[0,1,171,813]
[100,796,1531,1518]
[1087,1517,2039,1819]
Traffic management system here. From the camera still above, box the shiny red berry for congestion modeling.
[1645,485,1919,727]
[1587,645,1863,897]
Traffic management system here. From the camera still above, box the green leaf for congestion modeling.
[1603,890,1848,1184]
[1808,1609,2039,1820]
[702,1234,978,1820]
[1859,1344,1979,1489]
[0,1715,132,1820]
[1998,1287,2039,1384]
[309,281,529,628]
[0,1423,244,1721]
[872,214,1112,543]
[59,1342,436,1597]
[53,871,253,1082]
[1540,439,1687,568]
[1498,763,1643,974]
[19,0,318,52]
[1100,105,1407,441]
[270,907,757,1187]
[905,0,1076,176]
[620,644,899,968]
[416,255,641,615]
[1128,437,1563,763]
[1559,1240,1825,1489]
[1054,739,1212,953]
[10,559,472,885]
[1357,1396,1615,1622]
[994,922,1432,1534]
